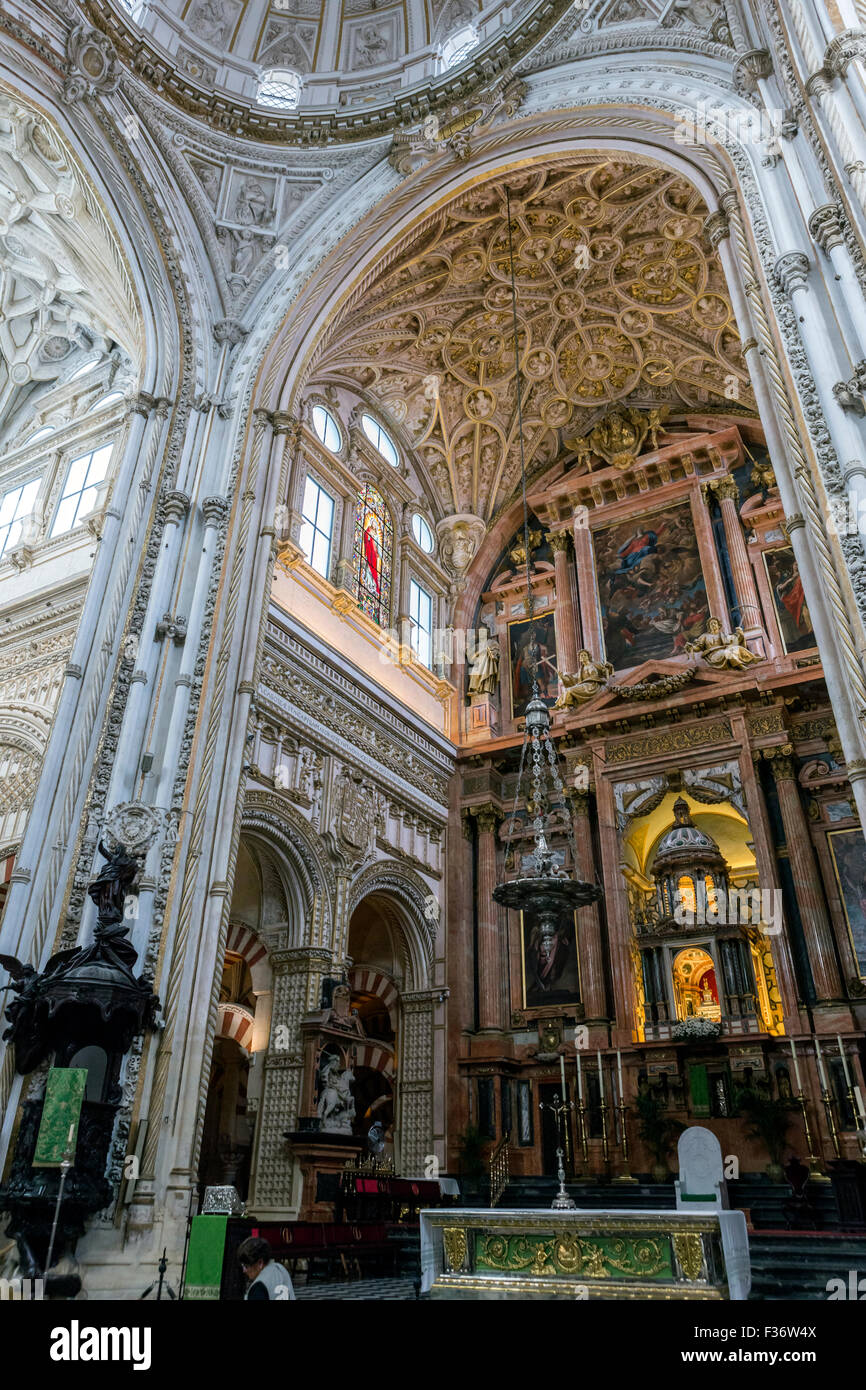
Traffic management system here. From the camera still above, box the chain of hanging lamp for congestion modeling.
[492,189,601,912]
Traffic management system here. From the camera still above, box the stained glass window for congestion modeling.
[353,483,393,626]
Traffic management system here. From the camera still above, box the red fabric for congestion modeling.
[363,527,381,594]
[781,575,805,628]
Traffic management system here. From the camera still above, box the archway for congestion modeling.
[672,946,721,1023]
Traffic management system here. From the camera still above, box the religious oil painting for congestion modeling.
[508,612,558,719]
[828,828,866,977]
[521,910,581,1009]
[592,502,709,670]
[763,546,816,654]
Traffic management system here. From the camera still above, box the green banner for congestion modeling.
[33,1068,86,1167]
[689,1063,710,1117]
[184,1216,229,1300]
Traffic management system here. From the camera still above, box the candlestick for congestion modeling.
[796,1091,830,1182]
[854,1084,866,1126]
[575,1050,583,1103]
[837,1034,852,1088]
[814,1036,828,1090]
[560,1052,567,1102]
[597,1049,604,1102]
[617,1048,624,1099]
[789,1038,802,1091]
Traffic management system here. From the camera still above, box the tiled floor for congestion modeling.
[295,1277,421,1300]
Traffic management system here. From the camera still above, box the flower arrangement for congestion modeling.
[672,1016,722,1041]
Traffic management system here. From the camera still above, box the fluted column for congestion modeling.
[764,748,844,1006]
[568,788,607,1026]
[703,477,763,638]
[572,512,603,661]
[549,529,581,677]
[472,803,505,1032]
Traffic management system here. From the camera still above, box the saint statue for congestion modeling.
[685,618,762,671]
[554,649,613,707]
[467,630,501,697]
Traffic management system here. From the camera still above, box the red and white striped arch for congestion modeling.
[353,1041,395,1078]
[217,1003,255,1053]
[348,967,398,1025]
[227,921,268,971]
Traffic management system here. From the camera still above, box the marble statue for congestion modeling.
[316,1053,356,1133]
[467,631,501,697]
[554,650,613,707]
[685,619,762,671]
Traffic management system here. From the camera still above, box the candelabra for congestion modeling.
[613,1102,638,1183]
[821,1088,841,1158]
[796,1091,830,1181]
[539,1093,576,1209]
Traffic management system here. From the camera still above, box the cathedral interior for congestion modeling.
[1,0,866,1313]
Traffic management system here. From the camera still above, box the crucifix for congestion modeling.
[538,1092,576,1210]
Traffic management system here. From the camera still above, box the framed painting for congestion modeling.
[763,546,816,654]
[521,909,581,1009]
[827,828,866,977]
[508,612,558,719]
[592,501,709,670]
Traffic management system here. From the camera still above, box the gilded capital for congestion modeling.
[703,477,739,506]
[472,803,502,835]
[548,529,573,555]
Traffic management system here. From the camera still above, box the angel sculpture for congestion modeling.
[554,650,614,707]
[685,618,762,671]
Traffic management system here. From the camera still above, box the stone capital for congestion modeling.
[808,203,846,255]
[548,529,573,555]
[214,318,249,347]
[202,495,229,527]
[703,209,730,250]
[733,48,773,96]
[164,491,190,524]
[773,251,810,297]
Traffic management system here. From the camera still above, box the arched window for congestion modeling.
[412,512,434,553]
[354,483,393,626]
[361,413,399,468]
[257,69,302,109]
[440,23,479,70]
[311,404,341,452]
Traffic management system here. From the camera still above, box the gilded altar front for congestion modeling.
[421,1208,751,1300]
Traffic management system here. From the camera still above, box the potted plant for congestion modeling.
[636,1089,685,1182]
[735,1086,797,1181]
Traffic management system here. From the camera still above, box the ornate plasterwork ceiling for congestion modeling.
[309,159,755,522]
[0,91,141,422]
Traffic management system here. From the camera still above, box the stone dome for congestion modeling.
[115,0,540,113]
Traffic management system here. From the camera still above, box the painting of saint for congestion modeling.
[763,546,815,654]
[593,503,709,670]
[828,828,866,977]
[521,910,581,1008]
[508,613,558,719]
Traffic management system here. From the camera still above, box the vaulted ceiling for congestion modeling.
[309,158,756,522]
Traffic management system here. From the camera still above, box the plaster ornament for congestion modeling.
[554,650,614,707]
[63,26,121,102]
[685,619,763,671]
[101,803,163,860]
[436,513,486,579]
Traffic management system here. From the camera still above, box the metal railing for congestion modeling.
[489,1132,511,1208]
